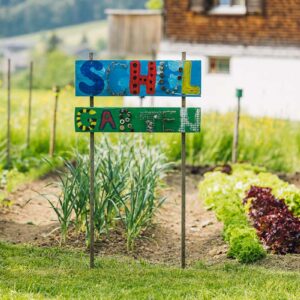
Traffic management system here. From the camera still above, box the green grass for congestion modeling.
[0,88,122,197]
[1,87,300,197]
[0,243,299,299]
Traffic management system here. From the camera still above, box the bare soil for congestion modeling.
[1,169,300,270]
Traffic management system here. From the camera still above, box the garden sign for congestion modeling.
[75,57,202,268]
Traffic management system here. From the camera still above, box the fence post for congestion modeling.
[181,51,186,269]
[26,61,33,149]
[232,88,243,163]
[6,59,11,168]
[89,52,95,269]
[49,86,60,157]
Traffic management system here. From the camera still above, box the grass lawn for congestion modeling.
[0,243,299,299]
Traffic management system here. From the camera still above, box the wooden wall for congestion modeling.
[165,0,300,47]
[106,10,162,56]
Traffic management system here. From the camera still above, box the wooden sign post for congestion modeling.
[232,88,243,163]
[75,56,202,269]
[181,52,186,269]
[88,53,95,269]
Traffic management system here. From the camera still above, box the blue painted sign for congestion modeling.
[75,60,201,97]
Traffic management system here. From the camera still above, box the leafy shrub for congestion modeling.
[244,186,300,254]
[199,164,300,262]
[116,140,170,250]
[227,228,266,263]
[199,170,266,263]
[212,164,300,216]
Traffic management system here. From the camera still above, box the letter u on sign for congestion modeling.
[75,60,202,97]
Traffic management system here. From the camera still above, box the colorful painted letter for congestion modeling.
[75,107,201,133]
[75,60,201,97]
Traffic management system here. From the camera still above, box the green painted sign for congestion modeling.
[75,107,201,133]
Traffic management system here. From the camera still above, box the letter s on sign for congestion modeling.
[79,61,104,95]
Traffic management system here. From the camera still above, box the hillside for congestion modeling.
[0,20,107,80]
[0,20,108,50]
[0,0,147,38]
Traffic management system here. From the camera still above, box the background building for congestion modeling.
[128,0,300,120]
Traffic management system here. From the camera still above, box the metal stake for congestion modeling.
[7,59,11,168]
[89,52,95,269]
[232,89,243,163]
[181,51,186,269]
[26,61,33,149]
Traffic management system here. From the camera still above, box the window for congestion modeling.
[208,57,230,74]
[215,0,245,6]
[210,0,246,15]
[190,0,263,15]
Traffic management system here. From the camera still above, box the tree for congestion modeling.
[80,33,88,46]
[46,32,61,52]
[145,0,163,9]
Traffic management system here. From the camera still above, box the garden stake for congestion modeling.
[49,86,60,157]
[181,51,186,269]
[26,61,33,149]
[6,58,11,168]
[89,52,95,269]
[232,88,243,163]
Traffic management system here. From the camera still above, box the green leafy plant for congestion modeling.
[93,138,132,236]
[199,167,265,263]
[227,227,266,263]
[199,164,300,263]
[64,157,89,231]
[43,168,78,244]
[44,137,170,250]
[117,141,170,250]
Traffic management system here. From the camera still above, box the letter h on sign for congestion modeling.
[130,61,157,95]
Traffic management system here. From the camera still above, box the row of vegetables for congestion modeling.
[46,136,171,251]
[46,136,300,263]
[199,164,300,263]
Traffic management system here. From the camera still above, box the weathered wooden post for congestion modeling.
[49,86,60,157]
[232,88,243,163]
[26,61,33,149]
[6,59,11,168]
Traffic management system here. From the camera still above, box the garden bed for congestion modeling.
[1,169,300,270]
[0,171,226,265]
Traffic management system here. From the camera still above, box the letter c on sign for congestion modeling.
[79,61,104,95]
